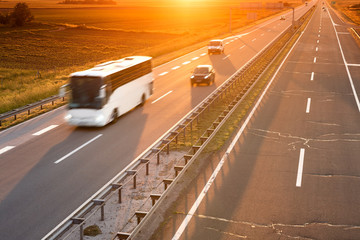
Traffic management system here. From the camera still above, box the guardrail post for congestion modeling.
[163,179,173,190]
[93,199,105,221]
[200,137,208,144]
[135,211,147,224]
[117,232,130,239]
[72,218,85,240]
[127,170,137,189]
[162,140,170,154]
[179,124,186,143]
[150,194,161,206]
[140,159,150,175]
[152,148,161,164]
[170,131,178,145]
[112,183,122,203]
[184,155,192,165]
[192,146,201,154]
[174,166,184,177]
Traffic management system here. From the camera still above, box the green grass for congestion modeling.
[0,3,303,128]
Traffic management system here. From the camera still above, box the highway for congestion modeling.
[153,2,360,240]
[0,3,315,240]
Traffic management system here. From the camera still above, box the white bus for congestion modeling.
[60,56,153,127]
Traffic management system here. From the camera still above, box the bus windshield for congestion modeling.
[69,76,103,109]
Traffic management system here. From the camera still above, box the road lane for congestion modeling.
[152,2,360,239]
[0,3,315,239]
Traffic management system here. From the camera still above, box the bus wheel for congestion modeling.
[111,109,118,123]
[140,94,146,106]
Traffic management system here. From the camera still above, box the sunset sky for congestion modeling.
[0,0,278,8]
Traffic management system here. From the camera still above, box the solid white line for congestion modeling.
[222,54,231,60]
[172,17,309,240]
[172,66,180,70]
[0,146,15,155]
[313,57,317,63]
[311,72,314,81]
[306,98,311,113]
[44,7,311,239]
[328,7,360,112]
[32,125,58,136]
[159,72,168,76]
[54,134,102,164]
[182,61,191,65]
[296,148,305,187]
[151,90,173,104]
[171,152,227,240]
[347,63,360,67]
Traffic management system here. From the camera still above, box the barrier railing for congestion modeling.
[0,95,65,127]
[43,6,315,240]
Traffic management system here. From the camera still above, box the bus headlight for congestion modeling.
[65,114,72,121]
[95,115,105,124]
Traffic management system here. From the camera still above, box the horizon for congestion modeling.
[0,0,299,8]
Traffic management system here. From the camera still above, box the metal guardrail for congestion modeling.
[0,95,65,127]
[351,27,360,40]
[43,5,315,240]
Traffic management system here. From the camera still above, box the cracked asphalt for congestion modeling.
[151,2,360,240]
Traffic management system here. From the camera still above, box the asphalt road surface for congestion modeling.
[153,2,360,240]
[0,3,315,240]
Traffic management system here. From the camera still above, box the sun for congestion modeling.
[175,0,209,7]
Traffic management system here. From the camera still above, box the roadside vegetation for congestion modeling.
[0,2,34,26]
[327,0,360,25]
[0,1,302,129]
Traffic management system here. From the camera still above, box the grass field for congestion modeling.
[0,1,302,117]
[327,0,360,25]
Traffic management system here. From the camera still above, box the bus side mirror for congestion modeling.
[99,85,106,99]
[59,84,69,98]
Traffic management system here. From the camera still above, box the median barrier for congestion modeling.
[42,5,316,240]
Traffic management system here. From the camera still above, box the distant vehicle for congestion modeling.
[208,39,224,54]
[305,2,308,6]
[280,15,285,20]
[190,65,215,86]
[59,56,153,127]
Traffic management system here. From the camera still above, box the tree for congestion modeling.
[0,12,10,24]
[10,2,34,27]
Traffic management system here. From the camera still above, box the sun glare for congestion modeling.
[176,0,209,7]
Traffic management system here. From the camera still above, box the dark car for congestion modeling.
[190,65,215,86]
